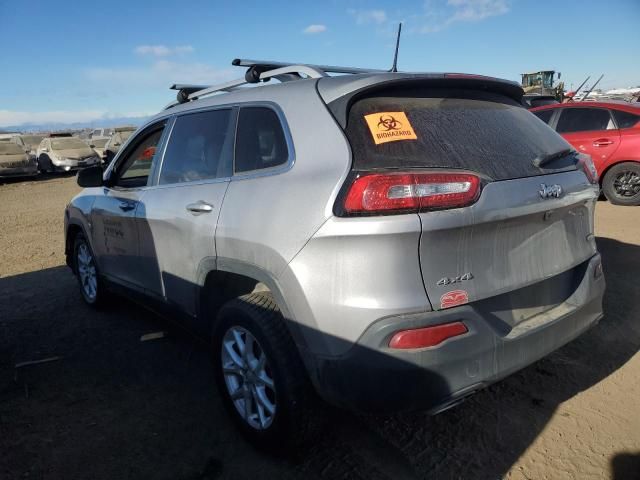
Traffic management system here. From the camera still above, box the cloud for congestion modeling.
[0,110,150,128]
[421,0,509,33]
[348,9,388,25]
[84,60,234,89]
[302,24,327,34]
[134,45,194,56]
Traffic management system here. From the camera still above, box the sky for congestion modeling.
[1,0,639,127]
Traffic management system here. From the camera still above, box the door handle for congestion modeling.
[593,139,613,147]
[186,201,214,213]
[118,201,135,212]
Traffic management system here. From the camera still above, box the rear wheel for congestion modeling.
[212,293,319,451]
[602,162,640,206]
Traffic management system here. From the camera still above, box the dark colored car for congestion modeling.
[522,94,559,109]
[0,142,38,177]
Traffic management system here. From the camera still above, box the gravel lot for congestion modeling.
[1,175,639,480]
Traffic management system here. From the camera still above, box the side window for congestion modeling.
[533,109,554,125]
[612,110,640,129]
[159,109,233,185]
[556,108,614,133]
[235,107,289,173]
[114,124,165,188]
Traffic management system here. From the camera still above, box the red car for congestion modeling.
[531,101,640,205]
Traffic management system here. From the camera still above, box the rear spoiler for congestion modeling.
[317,73,524,128]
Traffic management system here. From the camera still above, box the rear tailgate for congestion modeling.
[419,170,598,311]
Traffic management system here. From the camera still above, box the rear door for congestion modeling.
[555,107,621,172]
[345,93,598,313]
[137,108,236,317]
[91,121,167,288]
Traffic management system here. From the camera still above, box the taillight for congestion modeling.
[343,172,481,215]
[578,154,598,184]
[388,322,468,349]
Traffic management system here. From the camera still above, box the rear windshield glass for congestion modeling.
[0,143,24,154]
[346,94,575,181]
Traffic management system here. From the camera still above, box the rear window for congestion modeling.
[556,108,614,133]
[345,94,574,181]
[612,109,640,129]
[533,109,554,124]
[235,107,288,173]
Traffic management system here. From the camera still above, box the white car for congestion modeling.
[87,137,110,162]
[36,136,101,173]
[14,134,45,156]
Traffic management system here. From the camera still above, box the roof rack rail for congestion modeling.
[165,58,388,109]
[232,58,387,76]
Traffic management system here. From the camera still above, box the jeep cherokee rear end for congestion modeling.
[66,68,605,448]
[286,73,605,413]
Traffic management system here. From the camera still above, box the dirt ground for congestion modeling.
[1,175,639,480]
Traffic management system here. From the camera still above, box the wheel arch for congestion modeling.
[65,220,91,273]
[198,261,311,358]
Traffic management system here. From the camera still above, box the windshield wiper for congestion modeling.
[533,148,574,168]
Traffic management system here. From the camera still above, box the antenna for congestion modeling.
[581,74,604,102]
[390,23,402,72]
[571,75,590,101]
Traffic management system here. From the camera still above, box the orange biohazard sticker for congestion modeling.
[364,111,417,145]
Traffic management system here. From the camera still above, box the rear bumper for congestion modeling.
[311,254,605,413]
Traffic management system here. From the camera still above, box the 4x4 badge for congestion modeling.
[437,272,473,286]
[539,183,563,199]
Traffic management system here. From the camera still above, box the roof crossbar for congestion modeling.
[166,58,387,109]
[182,64,327,103]
[232,58,387,75]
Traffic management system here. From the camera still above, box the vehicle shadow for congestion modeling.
[0,236,638,479]
[0,171,76,186]
[611,453,640,480]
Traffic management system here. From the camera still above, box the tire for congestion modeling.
[73,232,107,307]
[37,156,49,173]
[602,162,640,206]
[212,292,320,452]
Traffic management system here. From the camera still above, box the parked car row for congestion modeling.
[0,126,137,178]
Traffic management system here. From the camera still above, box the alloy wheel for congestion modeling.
[77,243,97,301]
[221,326,277,430]
[613,170,640,198]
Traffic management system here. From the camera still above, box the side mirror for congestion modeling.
[113,142,121,147]
[77,165,104,187]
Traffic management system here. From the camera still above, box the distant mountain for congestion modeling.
[1,116,149,133]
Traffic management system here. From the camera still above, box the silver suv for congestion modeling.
[64,59,605,448]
